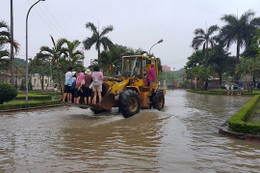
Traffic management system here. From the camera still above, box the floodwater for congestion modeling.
[0,90,260,172]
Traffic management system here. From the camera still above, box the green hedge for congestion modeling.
[228,95,260,135]
[0,100,61,110]
[15,94,52,101]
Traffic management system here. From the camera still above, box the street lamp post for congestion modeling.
[10,0,14,85]
[25,0,45,103]
[148,39,163,55]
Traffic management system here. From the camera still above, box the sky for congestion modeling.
[1,0,260,70]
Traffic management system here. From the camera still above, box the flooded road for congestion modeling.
[0,90,260,172]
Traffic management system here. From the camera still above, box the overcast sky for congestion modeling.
[1,0,260,70]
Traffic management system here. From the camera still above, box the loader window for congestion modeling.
[122,57,142,78]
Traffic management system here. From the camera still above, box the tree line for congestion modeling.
[0,21,159,92]
[185,10,260,90]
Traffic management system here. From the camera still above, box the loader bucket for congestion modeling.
[87,94,114,111]
[99,93,115,110]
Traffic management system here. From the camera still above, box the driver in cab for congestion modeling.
[144,63,156,86]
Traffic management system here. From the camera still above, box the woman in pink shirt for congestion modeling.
[75,70,85,104]
[91,65,103,104]
[144,63,156,86]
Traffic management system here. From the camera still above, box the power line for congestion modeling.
[36,4,66,38]
[42,3,73,39]
[26,0,62,39]
[27,0,74,40]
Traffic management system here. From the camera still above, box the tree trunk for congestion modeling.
[57,68,62,95]
[41,75,44,90]
[98,48,100,63]
[236,41,240,63]
[253,74,256,88]
[219,74,222,86]
[204,79,208,90]
[205,43,209,65]
[55,61,63,95]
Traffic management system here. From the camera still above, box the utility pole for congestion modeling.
[10,0,15,85]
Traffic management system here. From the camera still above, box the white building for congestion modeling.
[31,73,53,90]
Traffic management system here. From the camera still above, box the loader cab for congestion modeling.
[121,55,158,80]
[122,56,143,78]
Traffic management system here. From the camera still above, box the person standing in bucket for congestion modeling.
[75,70,85,104]
[62,67,73,103]
[84,68,93,105]
[91,65,103,105]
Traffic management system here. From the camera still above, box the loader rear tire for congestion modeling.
[152,89,165,110]
[119,90,140,118]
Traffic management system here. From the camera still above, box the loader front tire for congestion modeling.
[152,89,165,110]
[119,90,140,118]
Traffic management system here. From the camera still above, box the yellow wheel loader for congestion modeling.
[84,55,166,118]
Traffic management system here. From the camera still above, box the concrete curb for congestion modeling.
[0,104,64,113]
[219,121,260,142]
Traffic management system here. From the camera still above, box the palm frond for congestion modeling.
[101,37,113,51]
[192,37,205,49]
[85,22,98,34]
[0,31,10,37]
[0,21,8,29]
[240,10,255,23]
[221,14,238,26]
[100,25,113,37]
[83,36,96,50]
[40,46,53,54]
[0,50,9,58]
[56,38,67,50]
[71,40,81,49]
[194,28,205,36]
[250,17,260,27]
[50,35,56,48]
[208,25,219,35]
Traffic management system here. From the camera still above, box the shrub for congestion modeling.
[228,95,260,135]
[0,83,18,104]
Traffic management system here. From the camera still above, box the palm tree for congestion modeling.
[220,10,260,63]
[0,20,19,84]
[63,40,84,71]
[83,22,113,63]
[38,36,67,93]
[191,25,219,90]
[0,20,19,57]
[192,25,219,64]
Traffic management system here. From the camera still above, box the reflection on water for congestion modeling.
[0,90,259,172]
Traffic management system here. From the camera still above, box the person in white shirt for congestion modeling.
[62,67,73,102]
